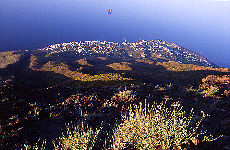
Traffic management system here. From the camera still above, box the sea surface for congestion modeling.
[0,0,229,68]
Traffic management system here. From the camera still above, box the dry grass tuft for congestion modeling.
[53,122,101,150]
[22,138,46,150]
[111,100,221,149]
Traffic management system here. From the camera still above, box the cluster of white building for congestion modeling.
[39,40,216,67]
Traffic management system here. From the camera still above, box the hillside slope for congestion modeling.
[0,40,230,150]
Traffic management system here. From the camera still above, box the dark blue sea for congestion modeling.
[0,0,229,68]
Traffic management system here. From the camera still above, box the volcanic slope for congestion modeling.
[0,40,230,150]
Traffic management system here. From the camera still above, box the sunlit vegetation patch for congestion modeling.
[107,62,132,71]
[202,75,230,84]
[0,51,21,68]
[97,57,108,61]
[53,122,101,150]
[63,93,103,111]
[29,54,38,69]
[200,75,230,98]
[111,101,221,149]
[77,58,93,66]
[32,61,133,83]
[103,90,136,108]
[157,61,196,72]
[75,73,132,82]
[135,59,154,64]
[114,90,133,99]
[40,61,80,78]
[157,61,229,72]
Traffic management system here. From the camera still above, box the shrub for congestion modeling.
[103,90,136,108]
[115,90,133,99]
[22,138,46,150]
[111,100,221,149]
[53,122,101,150]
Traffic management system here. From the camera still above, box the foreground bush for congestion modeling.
[53,122,101,150]
[22,121,100,150]
[111,100,221,149]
